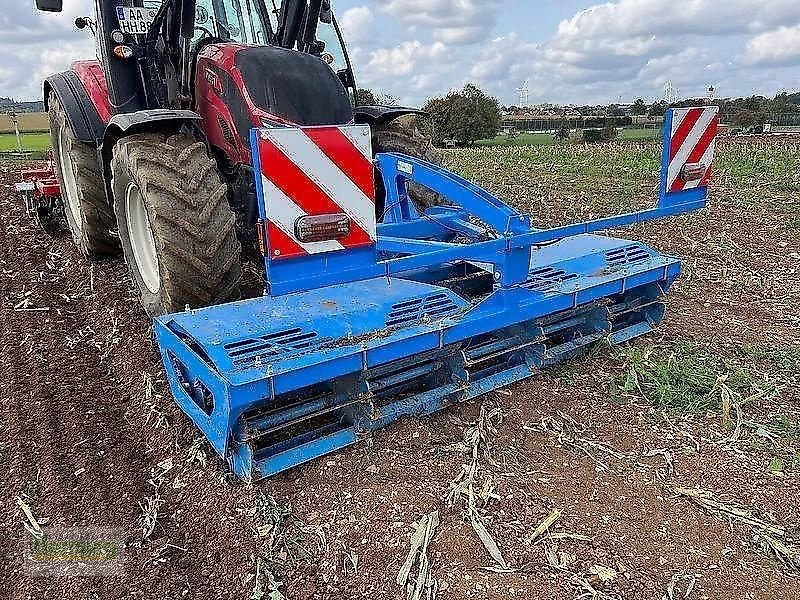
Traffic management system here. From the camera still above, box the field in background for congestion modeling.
[618,127,661,140]
[0,133,51,153]
[0,111,664,153]
[0,112,49,134]
[477,126,661,147]
[476,132,556,147]
[2,137,799,599]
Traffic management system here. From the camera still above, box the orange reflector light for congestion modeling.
[295,214,351,243]
[679,162,707,182]
[113,45,134,59]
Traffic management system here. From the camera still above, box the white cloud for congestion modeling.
[381,0,503,45]
[556,0,800,41]
[469,34,537,82]
[746,25,800,66]
[339,6,374,45]
[434,26,489,45]
[543,0,800,77]
[357,40,459,98]
[463,0,800,105]
[364,40,454,77]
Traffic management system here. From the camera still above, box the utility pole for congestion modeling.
[516,80,529,108]
[663,81,680,104]
[8,110,23,153]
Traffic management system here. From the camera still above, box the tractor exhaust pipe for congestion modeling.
[179,0,197,105]
[300,0,323,53]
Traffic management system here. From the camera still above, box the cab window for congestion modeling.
[193,0,269,45]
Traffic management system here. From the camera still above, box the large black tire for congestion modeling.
[48,93,120,258]
[373,120,444,219]
[111,132,243,317]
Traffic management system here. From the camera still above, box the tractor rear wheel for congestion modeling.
[48,93,120,258]
[111,132,242,317]
[373,120,443,218]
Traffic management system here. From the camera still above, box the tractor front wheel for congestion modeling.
[111,132,242,317]
[48,93,120,258]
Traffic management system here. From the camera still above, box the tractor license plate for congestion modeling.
[115,6,157,35]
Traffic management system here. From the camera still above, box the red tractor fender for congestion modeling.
[45,60,207,207]
[43,61,111,145]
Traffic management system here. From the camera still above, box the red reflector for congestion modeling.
[679,162,707,182]
[294,214,351,243]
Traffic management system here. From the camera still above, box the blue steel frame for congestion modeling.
[153,108,715,479]
[252,109,708,297]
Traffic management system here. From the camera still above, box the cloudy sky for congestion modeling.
[3,0,800,106]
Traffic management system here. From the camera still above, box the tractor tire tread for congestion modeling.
[48,93,120,259]
[373,120,444,213]
[111,132,242,316]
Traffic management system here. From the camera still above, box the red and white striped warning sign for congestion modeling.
[666,106,720,193]
[257,125,376,260]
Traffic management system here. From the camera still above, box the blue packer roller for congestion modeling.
[154,107,720,480]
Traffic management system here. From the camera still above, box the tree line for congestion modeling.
[0,98,46,113]
[359,85,800,146]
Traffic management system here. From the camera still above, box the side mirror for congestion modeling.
[35,0,63,12]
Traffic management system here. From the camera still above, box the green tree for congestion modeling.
[766,93,800,114]
[377,92,399,106]
[733,109,763,130]
[608,103,624,117]
[422,83,501,146]
[602,118,619,141]
[740,95,764,112]
[631,98,647,115]
[356,88,378,105]
[554,120,570,143]
[356,89,398,106]
[582,129,603,143]
[648,101,668,117]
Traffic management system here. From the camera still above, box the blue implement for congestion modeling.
[153,108,719,480]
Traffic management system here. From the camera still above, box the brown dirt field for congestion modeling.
[1,138,799,600]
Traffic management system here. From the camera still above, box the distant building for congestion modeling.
[767,114,800,134]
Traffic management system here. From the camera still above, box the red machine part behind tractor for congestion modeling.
[16,161,63,235]
[31,0,440,316]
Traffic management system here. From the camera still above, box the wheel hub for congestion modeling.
[125,183,160,294]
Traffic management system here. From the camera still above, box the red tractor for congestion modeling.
[35,0,438,316]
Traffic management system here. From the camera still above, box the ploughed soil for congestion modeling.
[1,138,798,600]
